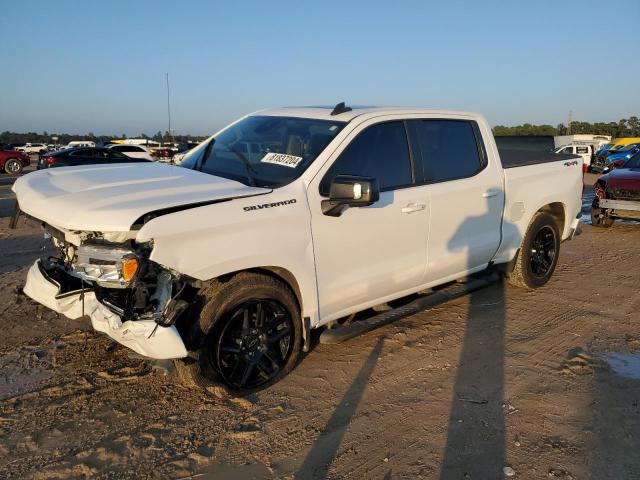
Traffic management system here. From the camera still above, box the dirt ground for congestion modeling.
[0,171,639,479]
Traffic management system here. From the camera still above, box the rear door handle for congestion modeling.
[401,203,426,214]
[483,190,500,198]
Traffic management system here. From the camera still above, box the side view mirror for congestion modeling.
[612,159,626,168]
[321,175,380,217]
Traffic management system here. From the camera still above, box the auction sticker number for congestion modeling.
[261,152,303,168]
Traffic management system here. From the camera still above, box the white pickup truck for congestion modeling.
[13,105,583,394]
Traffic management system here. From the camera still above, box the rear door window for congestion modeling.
[320,121,413,195]
[413,120,484,183]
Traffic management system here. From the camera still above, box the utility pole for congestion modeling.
[166,73,172,145]
[567,110,573,135]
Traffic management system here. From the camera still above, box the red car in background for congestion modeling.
[591,152,640,227]
[0,147,31,175]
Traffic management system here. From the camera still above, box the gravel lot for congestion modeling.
[0,171,638,479]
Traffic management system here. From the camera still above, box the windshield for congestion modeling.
[181,116,346,188]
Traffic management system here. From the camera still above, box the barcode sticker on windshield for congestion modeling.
[261,152,303,168]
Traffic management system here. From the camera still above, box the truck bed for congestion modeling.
[498,148,578,169]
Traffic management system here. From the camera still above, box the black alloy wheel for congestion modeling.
[529,225,557,279]
[214,299,294,390]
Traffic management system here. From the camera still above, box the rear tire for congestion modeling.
[4,159,23,175]
[509,212,560,289]
[175,272,302,396]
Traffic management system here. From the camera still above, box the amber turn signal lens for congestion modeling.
[121,257,139,282]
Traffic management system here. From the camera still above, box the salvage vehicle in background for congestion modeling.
[594,142,612,159]
[37,147,151,169]
[592,142,640,173]
[0,148,31,175]
[12,105,583,395]
[591,152,640,227]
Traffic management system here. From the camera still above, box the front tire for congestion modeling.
[176,272,302,396]
[4,158,23,175]
[509,212,561,289]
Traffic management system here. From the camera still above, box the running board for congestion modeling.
[319,272,501,344]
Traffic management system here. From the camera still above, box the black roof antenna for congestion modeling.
[330,101,352,116]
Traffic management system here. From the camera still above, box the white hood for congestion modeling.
[13,163,270,232]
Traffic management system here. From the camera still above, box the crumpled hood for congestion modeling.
[12,163,270,231]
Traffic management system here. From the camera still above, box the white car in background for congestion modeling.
[65,141,96,149]
[107,144,155,161]
[17,143,48,155]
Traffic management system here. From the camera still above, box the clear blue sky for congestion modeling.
[1,0,638,136]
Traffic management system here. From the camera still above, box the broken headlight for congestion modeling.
[72,244,139,287]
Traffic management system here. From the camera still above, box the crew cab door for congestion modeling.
[410,119,504,282]
[308,119,429,323]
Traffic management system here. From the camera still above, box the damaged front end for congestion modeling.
[23,223,192,359]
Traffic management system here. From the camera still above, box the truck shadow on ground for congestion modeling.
[296,195,513,478]
[439,280,506,479]
[295,336,385,479]
[439,195,509,479]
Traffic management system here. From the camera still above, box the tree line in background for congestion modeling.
[0,130,207,146]
[492,116,640,137]
[2,116,639,145]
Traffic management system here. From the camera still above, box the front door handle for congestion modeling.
[483,190,500,198]
[401,203,426,214]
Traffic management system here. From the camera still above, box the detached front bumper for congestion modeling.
[23,260,187,360]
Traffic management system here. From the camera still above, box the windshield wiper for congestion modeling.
[229,146,259,187]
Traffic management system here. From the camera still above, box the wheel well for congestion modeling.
[215,267,303,311]
[538,202,565,234]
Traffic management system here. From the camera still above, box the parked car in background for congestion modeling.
[16,143,48,155]
[0,148,31,175]
[172,142,201,164]
[592,143,640,173]
[122,139,161,148]
[107,144,154,161]
[591,152,640,227]
[610,137,640,150]
[149,146,174,162]
[38,147,151,169]
[65,141,97,149]
[555,144,592,172]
